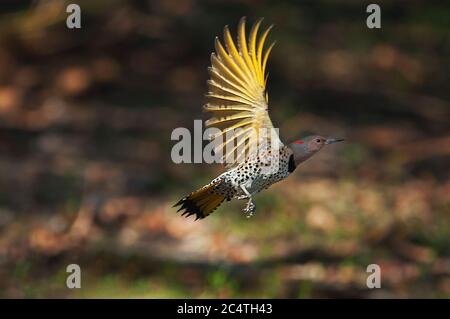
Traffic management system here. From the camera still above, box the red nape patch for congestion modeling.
[294,140,304,144]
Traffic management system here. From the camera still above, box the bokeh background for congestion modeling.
[0,0,449,298]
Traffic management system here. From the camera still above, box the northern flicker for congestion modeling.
[175,17,343,219]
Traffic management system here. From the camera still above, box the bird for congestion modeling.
[174,17,343,220]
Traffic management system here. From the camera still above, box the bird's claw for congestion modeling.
[243,200,256,218]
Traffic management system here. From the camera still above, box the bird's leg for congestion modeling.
[238,185,252,200]
[239,185,256,218]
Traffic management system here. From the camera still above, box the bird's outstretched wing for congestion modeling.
[204,17,283,168]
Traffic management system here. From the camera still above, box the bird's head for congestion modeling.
[289,135,344,166]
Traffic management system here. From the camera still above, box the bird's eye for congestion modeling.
[316,138,321,143]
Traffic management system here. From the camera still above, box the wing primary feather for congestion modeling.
[207,80,256,104]
[257,24,274,75]
[204,18,283,168]
[207,93,255,105]
[214,38,248,84]
[223,25,253,82]
[206,119,253,132]
[249,18,264,84]
[262,41,276,78]
[208,67,256,101]
[209,126,253,144]
[210,54,252,99]
[238,17,257,79]
[203,104,254,112]
[206,113,254,126]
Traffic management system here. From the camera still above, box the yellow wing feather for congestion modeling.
[204,17,283,168]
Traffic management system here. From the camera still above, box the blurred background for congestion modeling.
[0,0,449,298]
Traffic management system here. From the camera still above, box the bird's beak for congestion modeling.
[325,138,344,145]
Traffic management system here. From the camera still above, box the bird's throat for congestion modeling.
[292,150,314,168]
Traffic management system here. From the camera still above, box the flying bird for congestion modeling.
[175,17,343,220]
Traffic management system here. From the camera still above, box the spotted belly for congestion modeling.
[209,148,293,199]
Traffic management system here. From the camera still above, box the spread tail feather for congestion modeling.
[174,182,225,220]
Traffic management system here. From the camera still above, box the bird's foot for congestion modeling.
[237,194,249,200]
[243,200,256,218]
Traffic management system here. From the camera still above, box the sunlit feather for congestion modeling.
[205,17,283,168]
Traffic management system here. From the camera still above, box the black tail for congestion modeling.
[174,183,225,220]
